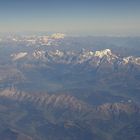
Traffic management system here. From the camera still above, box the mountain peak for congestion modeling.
[95,49,112,58]
[51,33,65,39]
[11,52,28,61]
[97,102,140,117]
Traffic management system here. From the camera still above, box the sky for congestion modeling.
[0,0,140,36]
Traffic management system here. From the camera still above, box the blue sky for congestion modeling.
[0,0,140,35]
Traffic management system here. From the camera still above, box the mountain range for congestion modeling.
[0,35,140,140]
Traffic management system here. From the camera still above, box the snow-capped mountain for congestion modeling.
[1,35,140,140]
[0,33,66,47]
[11,49,140,69]
[11,52,28,61]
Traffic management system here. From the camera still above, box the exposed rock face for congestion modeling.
[97,103,140,118]
[0,88,88,112]
[0,88,140,140]
[0,88,139,119]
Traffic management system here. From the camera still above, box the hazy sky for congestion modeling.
[0,0,140,35]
